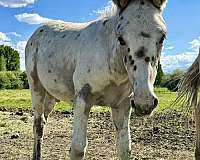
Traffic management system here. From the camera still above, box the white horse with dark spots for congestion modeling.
[26,0,167,159]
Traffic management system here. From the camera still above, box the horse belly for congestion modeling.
[37,54,75,102]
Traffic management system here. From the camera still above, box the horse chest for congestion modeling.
[93,81,131,107]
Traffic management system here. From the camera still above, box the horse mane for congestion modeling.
[98,0,167,20]
[175,48,200,108]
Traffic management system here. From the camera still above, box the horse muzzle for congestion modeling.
[130,98,158,117]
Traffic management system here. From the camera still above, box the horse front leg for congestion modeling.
[70,96,91,160]
[112,100,132,160]
[195,102,200,159]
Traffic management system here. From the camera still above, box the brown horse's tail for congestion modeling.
[174,48,200,108]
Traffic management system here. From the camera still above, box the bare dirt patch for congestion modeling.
[0,110,196,160]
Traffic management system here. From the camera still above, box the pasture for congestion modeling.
[0,88,196,159]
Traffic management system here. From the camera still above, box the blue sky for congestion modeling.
[0,0,200,73]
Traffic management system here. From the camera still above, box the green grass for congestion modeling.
[0,89,72,112]
[0,88,184,113]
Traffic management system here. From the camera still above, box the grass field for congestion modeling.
[0,88,184,113]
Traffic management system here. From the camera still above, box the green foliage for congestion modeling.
[161,69,185,92]
[19,71,29,89]
[0,54,6,71]
[0,71,28,89]
[155,62,164,86]
[0,45,20,71]
[0,71,22,89]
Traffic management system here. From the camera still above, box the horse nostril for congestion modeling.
[130,100,136,108]
[154,98,158,108]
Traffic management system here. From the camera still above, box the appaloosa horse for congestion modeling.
[25,0,167,159]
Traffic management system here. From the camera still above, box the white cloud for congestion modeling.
[0,0,35,8]
[165,45,174,50]
[0,32,10,42]
[8,32,22,37]
[189,36,200,52]
[16,41,27,70]
[161,37,200,73]
[15,13,54,25]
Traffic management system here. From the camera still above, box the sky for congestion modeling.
[0,0,200,73]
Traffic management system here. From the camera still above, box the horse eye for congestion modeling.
[118,37,126,46]
[159,35,166,44]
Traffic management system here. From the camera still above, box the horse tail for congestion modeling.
[174,47,200,109]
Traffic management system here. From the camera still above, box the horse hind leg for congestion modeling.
[28,67,48,160]
[31,88,56,160]
[30,85,46,160]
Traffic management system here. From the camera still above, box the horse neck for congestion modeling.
[105,16,128,82]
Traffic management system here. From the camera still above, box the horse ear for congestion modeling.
[113,0,130,9]
[151,0,168,10]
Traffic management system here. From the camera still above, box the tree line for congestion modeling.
[155,62,184,91]
[0,45,28,89]
[0,45,183,91]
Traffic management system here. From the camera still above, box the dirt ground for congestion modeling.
[0,109,196,160]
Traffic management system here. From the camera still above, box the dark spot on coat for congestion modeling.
[118,37,126,46]
[140,32,151,38]
[78,84,92,105]
[128,48,130,52]
[62,34,66,38]
[30,43,33,46]
[103,19,108,26]
[120,16,124,20]
[75,33,80,40]
[36,47,38,53]
[140,1,145,5]
[124,56,127,64]
[128,55,132,61]
[135,46,146,58]
[48,70,52,73]
[39,29,44,33]
[117,24,121,30]
[145,57,150,62]
[54,79,57,83]
[134,65,137,71]
[152,56,155,62]
[130,60,135,66]
[87,69,91,73]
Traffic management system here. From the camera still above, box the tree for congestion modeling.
[155,62,164,86]
[163,69,185,92]
[0,45,20,71]
[0,53,6,71]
